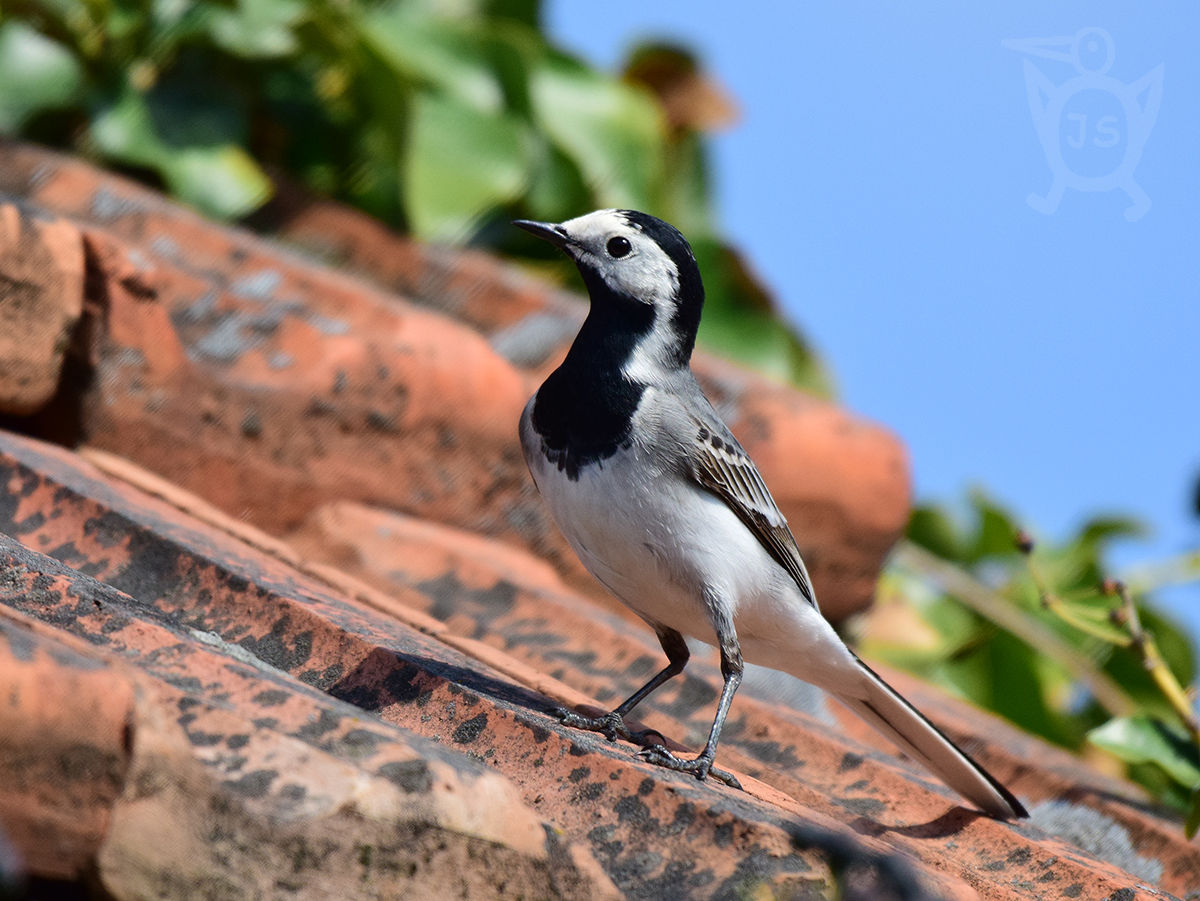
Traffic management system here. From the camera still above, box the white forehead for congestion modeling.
[559,209,679,308]
[560,209,638,243]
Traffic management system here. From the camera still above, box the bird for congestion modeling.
[513,209,1027,820]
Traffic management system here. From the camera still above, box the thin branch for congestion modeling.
[892,540,1138,718]
[1115,581,1200,745]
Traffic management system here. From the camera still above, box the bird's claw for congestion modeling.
[550,707,633,742]
[638,744,742,790]
[552,708,743,791]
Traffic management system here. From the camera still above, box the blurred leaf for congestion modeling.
[862,587,987,677]
[1080,515,1147,547]
[364,8,504,113]
[1126,760,1196,811]
[623,42,738,133]
[206,0,306,59]
[659,130,715,239]
[150,0,199,33]
[1187,789,1200,839]
[0,21,84,132]
[144,72,250,146]
[1099,605,1197,723]
[164,144,274,218]
[1048,599,1130,646]
[485,0,541,27]
[1146,605,1197,688]
[405,91,531,241]
[345,120,406,225]
[952,630,1080,747]
[907,505,969,562]
[101,3,147,45]
[91,88,272,218]
[1089,716,1200,789]
[483,21,536,119]
[143,0,231,65]
[966,492,1022,561]
[90,89,166,169]
[524,138,590,222]
[529,50,665,210]
[1122,549,1200,594]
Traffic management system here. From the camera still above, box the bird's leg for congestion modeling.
[553,627,690,742]
[639,608,744,790]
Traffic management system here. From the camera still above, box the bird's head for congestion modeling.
[515,209,705,373]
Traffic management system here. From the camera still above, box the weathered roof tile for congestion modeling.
[0,137,1196,899]
[0,137,907,620]
[0,430,956,900]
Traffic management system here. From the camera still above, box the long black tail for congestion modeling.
[833,656,1027,819]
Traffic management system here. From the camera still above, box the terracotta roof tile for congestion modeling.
[0,137,1196,899]
[0,551,616,900]
[0,139,906,621]
[1,430,951,900]
[0,206,83,416]
[282,498,1200,899]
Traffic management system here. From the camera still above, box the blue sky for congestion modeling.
[547,3,1200,639]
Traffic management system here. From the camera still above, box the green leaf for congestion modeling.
[484,22,537,118]
[1079,515,1147,548]
[907,505,969,562]
[966,491,1023,562]
[1097,605,1197,721]
[206,0,306,59]
[485,0,541,26]
[973,630,1081,747]
[91,89,272,219]
[1141,604,1197,689]
[364,9,504,113]
[405,91,531,242]
[659,130,715,239]
[0,22,84,133]
[146,0,216,58]
[163,144,274,219]
[90,89,168,169]
[1089,716,1200,789]
[523,138,590,222]
[529,50,665,210]
[1048,600,1131,646]
[1187,788,1200,839]
[144,76,250,147]
[916,592,981,643]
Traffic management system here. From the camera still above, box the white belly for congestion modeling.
[529,438,848,675]
[520,392,860,690]
[533,443,723,634]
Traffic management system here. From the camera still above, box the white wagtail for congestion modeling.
[514,210,1027,819]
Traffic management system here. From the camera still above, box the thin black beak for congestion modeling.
[513,219,571,249]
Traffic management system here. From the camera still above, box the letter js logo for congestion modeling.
[1003,28,1163,221]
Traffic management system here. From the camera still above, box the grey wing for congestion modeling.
[687,412,820,612]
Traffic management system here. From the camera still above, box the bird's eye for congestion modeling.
[606,236,632,258]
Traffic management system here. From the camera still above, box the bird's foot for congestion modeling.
[551,707,633,742]
[638,744,742,790]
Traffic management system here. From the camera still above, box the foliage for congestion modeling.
[865,491,1200,832]
[0,0,831,395]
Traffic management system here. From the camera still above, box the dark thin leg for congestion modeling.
[615,627,690,717]
[553,626,690,742]
[639,608,744,789]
